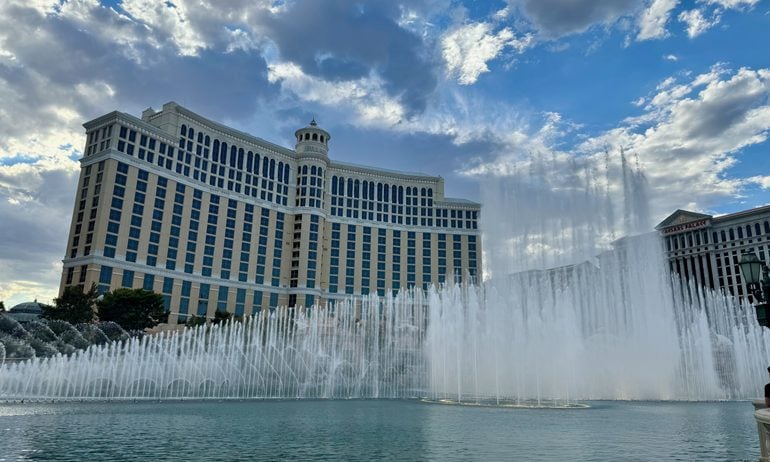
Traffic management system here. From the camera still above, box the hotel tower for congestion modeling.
[60,102,482,323]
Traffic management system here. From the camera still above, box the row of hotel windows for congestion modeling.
[79,161,286,288]
[86,125,113,157]
[95,264,282,318]
[69,161,107,259]
[670,244,770,301]
[180,123,291,207]
[75,161,479,293]
[111,123,291,207]
[289,215,320,293]
[103,121,480,231]
[666,221,770,252]
[327,223,478,295]
[296,164,325,209]
[329,175,478,229]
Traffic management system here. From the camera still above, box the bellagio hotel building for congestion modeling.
[60,102,482,323]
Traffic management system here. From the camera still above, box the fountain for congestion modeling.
[1,152,769,402]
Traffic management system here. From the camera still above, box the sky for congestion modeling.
[0,0,769,306]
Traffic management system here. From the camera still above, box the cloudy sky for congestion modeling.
[0,0,768,305]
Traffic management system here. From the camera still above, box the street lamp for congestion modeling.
[739,251,770,328]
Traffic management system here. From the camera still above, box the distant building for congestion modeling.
[5,301,44,324]
[60,102,482,323]
[657,206,770,303]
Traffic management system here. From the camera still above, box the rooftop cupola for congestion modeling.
[294,118,330,157]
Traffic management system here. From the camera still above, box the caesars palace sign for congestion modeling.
[662,219,710,235]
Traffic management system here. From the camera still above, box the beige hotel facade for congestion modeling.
[60,102,482,323]
[657,206,770,304]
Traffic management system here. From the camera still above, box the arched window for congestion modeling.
[391,185,398,203]
[221,142,228,165]
[284,164,290,184]
[377,183,383,201]
[428,188,433,197]
[277,161,284,182]
[317,167,323,177]
[312,133,318,141]
[189,128,196,139]
[354,179,360,198]
[757,223,762,236]
[237,148,244,170]
[765,221,770,234]
[269,158,275,180]
[421,187,426,196]
[320,136,325,143]
[369,182,374,199]
[332,176,338,195]
[729,228,735,240]
[212,140,220,162]
[197,132,203,144]
[262,157,269,177]
[230,146,237,168]
[254,154,260,175]
[721,230,727,242]
[305,133,310,140]
[247,151,254,172]
[311,165,317,175]
[338,176,345,195]
[712,232,718,243]
[302,165,308,175]
[384,184,389,202]
[737,227,744,239]
[398,186,404,203]
[205,135,210,146]
[747,225,753,238]
[180,124,187,137]
[362,181,368,199]
[347,178,353,197]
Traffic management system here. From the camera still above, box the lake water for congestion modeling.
[0,400,759,461]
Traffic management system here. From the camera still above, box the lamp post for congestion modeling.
[739,251,770,328]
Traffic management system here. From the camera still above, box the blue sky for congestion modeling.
[0,0,768,305]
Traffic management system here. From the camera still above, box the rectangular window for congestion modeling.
[121,270,134,288]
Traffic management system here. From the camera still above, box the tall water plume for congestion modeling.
[426,150,770,401]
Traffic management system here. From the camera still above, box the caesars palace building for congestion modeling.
[61,102,482,323]
[657,206,770,303]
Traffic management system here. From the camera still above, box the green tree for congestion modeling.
[97,288,168,331]
[186,315,207,328]
[0,300,5,312]
[212,309,232,325]
[43,284,97,324]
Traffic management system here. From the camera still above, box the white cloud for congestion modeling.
[119,0,208,56]
[664,54,679,61]
[748,176,770,189]
[441,22,533,85]
[582,66,770,217]
[678,8,720,37]
[704,0,759,8]
[267,62,406,126]
[461,65,770,228]
[637,0,679,41]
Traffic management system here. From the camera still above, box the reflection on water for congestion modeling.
[0,400,759,461]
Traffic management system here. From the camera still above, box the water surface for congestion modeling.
[0,400,759,461]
